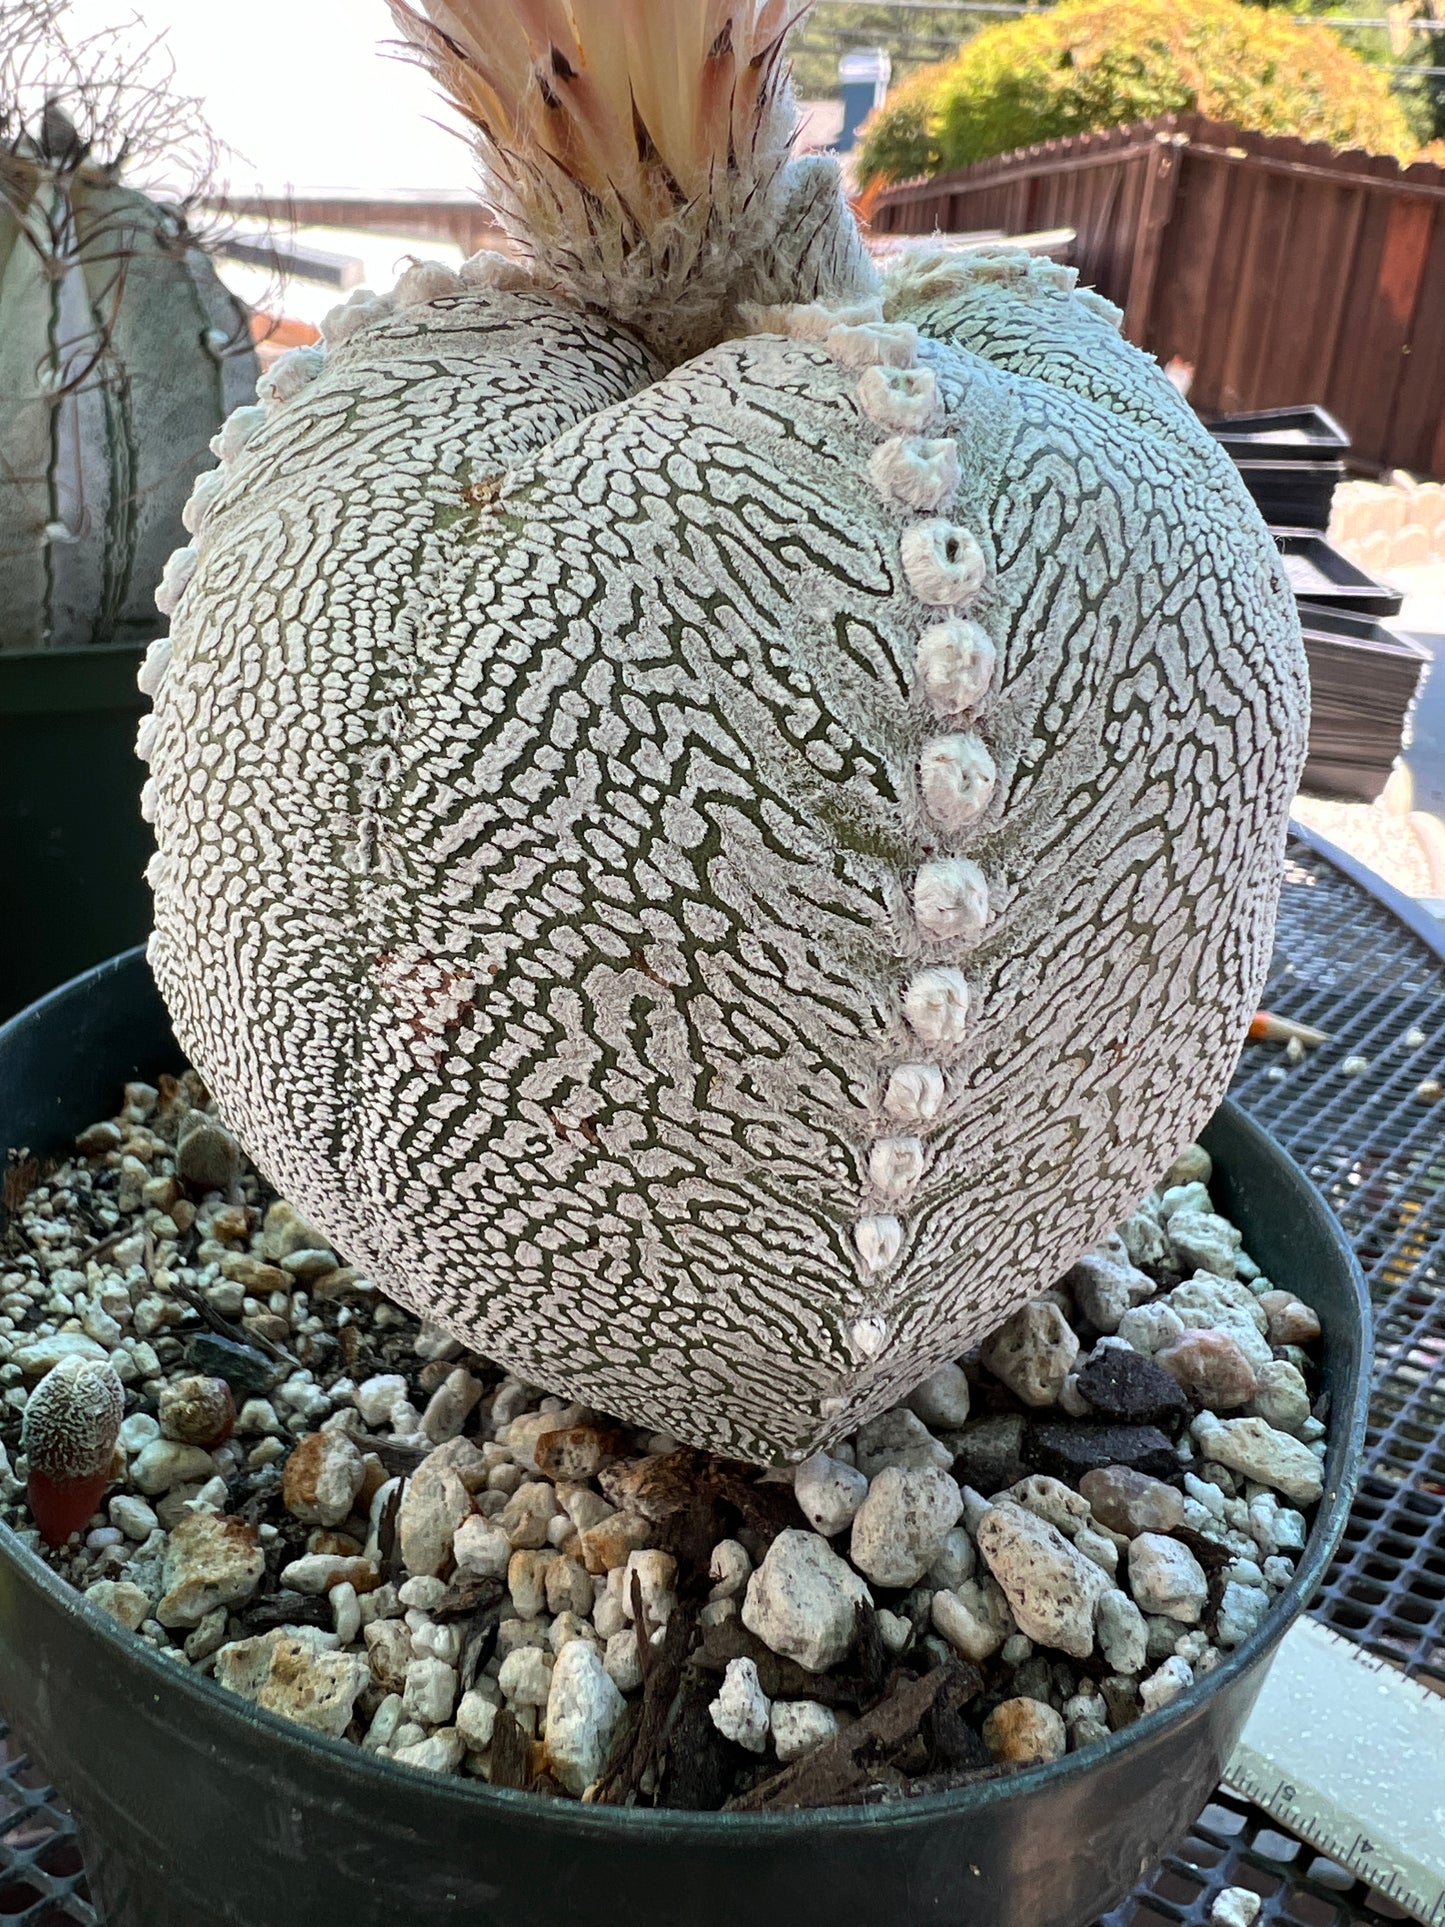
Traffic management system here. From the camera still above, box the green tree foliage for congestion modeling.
[855,0,1419,185]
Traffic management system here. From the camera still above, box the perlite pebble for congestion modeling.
[741,1529,871,1674]
[402,1657,458,1726]
[710,1657,772,1752]
[1065,1251,1156,1334]
[399,1460,473,1575]
[214,1632,368,1738]
[1211,1887,1262,1927]
[983,1697,1066,1764]
[353,1374,409,1427]
[456,1688,498,1751]
[979,1302,1079,1406]
[545,1639,626,1794]
[393,1729,466,1775]
[708,1539,752,1597]
[1194,1416,1324,1506]
[852,1408,952,1477]
[1095,1588,1149,1675]
[848,1463,963,1588]
[793,1451,870,1536]
[85,1580,150,1630]
[622,1549,677,1625]
[131,1439,216,1495]
[497,1646,552,1708]
[1166,1209,1243,1277]
[926,1525,976,1590]
[1247,1360,1312,1435]
[109,1494,159,1541]
[1216,1581,1271,1648]
[453,1515,512,1578]
[1139,1655,1193,1713]
[155,1510,265,1627]
[604,1629,643,1693]
[905,1360,971,1429]
[931,1575,1014,1662]
[770,1699,838,1762]
[975,1502,1108,1658]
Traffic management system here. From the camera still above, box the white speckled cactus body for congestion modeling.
[139,2,1308,1463]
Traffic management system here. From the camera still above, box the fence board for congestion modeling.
[1149,143,1232,376]
[871,116,1445,478]
[1386,209,1445,475]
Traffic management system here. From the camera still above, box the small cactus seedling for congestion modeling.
[23,1354,125,1545]
[138,2,1308,1463]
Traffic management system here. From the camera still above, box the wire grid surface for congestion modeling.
[1,829,1442,1927]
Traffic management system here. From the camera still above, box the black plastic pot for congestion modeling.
[0,645,153,1025]
[0,951,1371,1927]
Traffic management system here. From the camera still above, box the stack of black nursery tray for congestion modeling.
[1293,606,1431,804]
[1203,402,1425,803]
[1208,405,1349,531]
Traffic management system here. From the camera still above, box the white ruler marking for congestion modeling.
[1224,1616,1445,1927]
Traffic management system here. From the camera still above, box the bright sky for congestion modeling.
[65,0,477,192]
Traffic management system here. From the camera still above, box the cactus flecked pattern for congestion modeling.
[137,1,1308,1464]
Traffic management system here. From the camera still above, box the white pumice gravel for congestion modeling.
[792,1450,869,1536]
[1210,1887,1263,1927]
[0,1089,1332,1810]
[848,1464,963,1588]
[709,1656,772,1752]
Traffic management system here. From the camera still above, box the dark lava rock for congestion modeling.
[1074,1349,1190,1433]
[1023,1420,1177,1482]
[184,1331,281,1397]
[1100,1674,1141,1730]
[923,1680,990,1774]
[949,1413,1029,1494]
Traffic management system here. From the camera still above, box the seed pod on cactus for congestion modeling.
[140,2,1308,1464]
[23,1354,125,1545]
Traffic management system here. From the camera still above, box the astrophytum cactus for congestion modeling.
[138,1,1308,1463]
[23,1353,124,1546]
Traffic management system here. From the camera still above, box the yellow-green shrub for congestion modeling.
[856,0,1416,185]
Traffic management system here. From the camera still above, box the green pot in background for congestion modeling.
[0,641,151,1021]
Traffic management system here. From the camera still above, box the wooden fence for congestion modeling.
[870,115,1445,480]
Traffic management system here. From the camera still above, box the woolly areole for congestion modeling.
[138,3,1307,1463]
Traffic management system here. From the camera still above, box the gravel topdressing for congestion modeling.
[0,1070,1331,1809]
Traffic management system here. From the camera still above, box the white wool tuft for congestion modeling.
[868,436,960,513]
[919,733,997,831]
[914,859,990,942]
[916,619,996,715]
[901,522,986,606]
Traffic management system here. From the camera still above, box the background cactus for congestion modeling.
[0,3,256,651]
[139,1,1308,1465]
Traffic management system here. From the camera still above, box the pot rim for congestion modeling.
[0,961,1372,1837]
